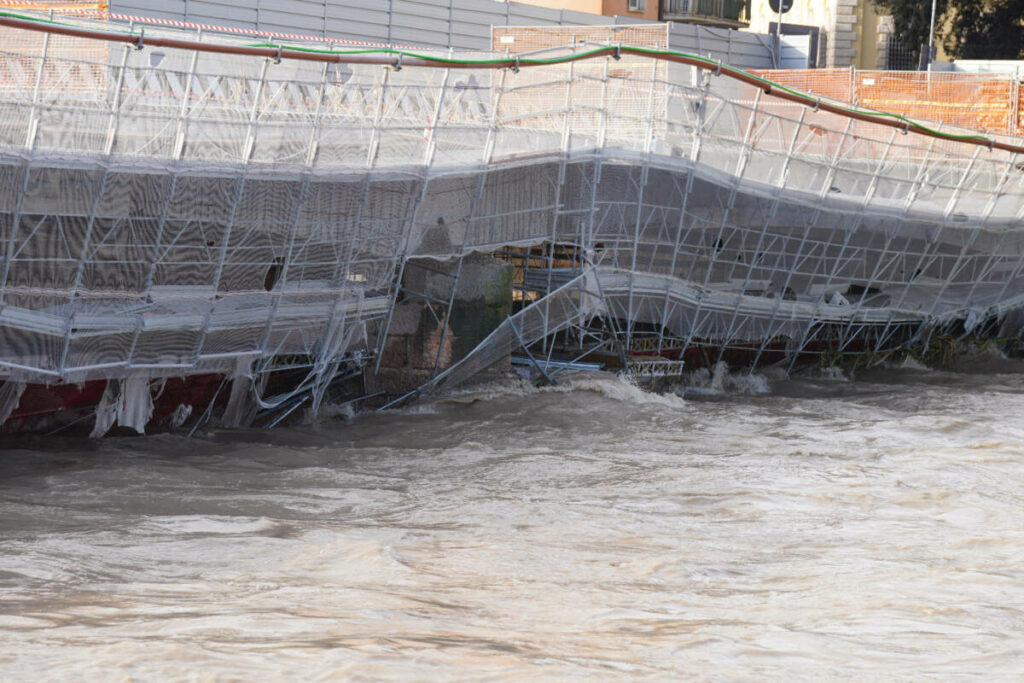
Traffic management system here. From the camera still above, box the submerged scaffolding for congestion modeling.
[2,10,1024,430]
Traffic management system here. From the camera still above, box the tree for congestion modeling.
[871,0,949,67]
[871,0,1024,64]
[943,0,1024,59]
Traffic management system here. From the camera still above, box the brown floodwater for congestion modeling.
[1,366,1022,679]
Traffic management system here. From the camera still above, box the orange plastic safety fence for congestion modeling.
[858,71,1012,135]
[748,68,854,103]
[0,4,109,96]
[0,1,106,17]
[753,68,1021,136]
[492,25,670,53]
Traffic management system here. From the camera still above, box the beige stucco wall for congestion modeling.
[602,0,661,22]
[507,0,659,22]
[506,0,605,14]
[746,0,832,36]
[746,0,888,68]
[856,1,883,69]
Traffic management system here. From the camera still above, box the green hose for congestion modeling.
[0,8,1003,148]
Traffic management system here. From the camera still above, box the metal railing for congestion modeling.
[660,0,749,27]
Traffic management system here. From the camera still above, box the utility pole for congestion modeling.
[769,0,791,68]
[777,1,783,67]
[926,0,937,70]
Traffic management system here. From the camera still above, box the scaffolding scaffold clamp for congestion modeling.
[902,121,911,135]
[134,28,144,50]
[392,53,402,71]
[273,45,283,64]
[813,98,821,113]
[613,44,621,61]
[511,55,520,73]
[714,60,722,76]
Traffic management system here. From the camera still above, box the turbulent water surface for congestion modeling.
[1,364,1023,679]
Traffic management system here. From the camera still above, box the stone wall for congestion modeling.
[370,253,514,395]
[828,0,858,67]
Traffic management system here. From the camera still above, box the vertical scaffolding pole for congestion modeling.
[173,32,201,159]
[541,56,576,356]
[104,44,131,156]
[624,54,660,350]
[1,29,52,311]
[24,29,50,150]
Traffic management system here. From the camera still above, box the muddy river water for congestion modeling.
[1,365,1022,679]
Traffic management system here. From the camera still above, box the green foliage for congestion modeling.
[871,0,949,66]
[871,0,1024,63]
[943,0,1024,59]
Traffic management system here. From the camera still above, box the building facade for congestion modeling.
[745,0,895,69]
[506,0,661,23]
[509,0,749,28]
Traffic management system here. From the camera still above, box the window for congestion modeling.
[627,0,646,11]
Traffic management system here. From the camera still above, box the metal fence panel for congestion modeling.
[506,3,561,23]
[189,0,258,24]
[394,0,452,22]
[107,0,775,63]
[668,22,774,69]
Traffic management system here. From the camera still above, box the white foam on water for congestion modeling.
[681,361,773,396]
[140,516,281,535]
[900,356,932,371]
[816,366,849,381]
[542,372,688,409]
[420,371,688,411]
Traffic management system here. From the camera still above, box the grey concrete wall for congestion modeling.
[667,20,776,69]
[108,0,616,50]
[108,0,777,68]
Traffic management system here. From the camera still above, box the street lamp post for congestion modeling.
[926,0,937,70]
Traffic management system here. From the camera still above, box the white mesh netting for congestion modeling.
[2,12,1024,396]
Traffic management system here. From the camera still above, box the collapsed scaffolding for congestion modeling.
[2,9,1024,431]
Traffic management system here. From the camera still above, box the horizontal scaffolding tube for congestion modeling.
[0,11,1021,155]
